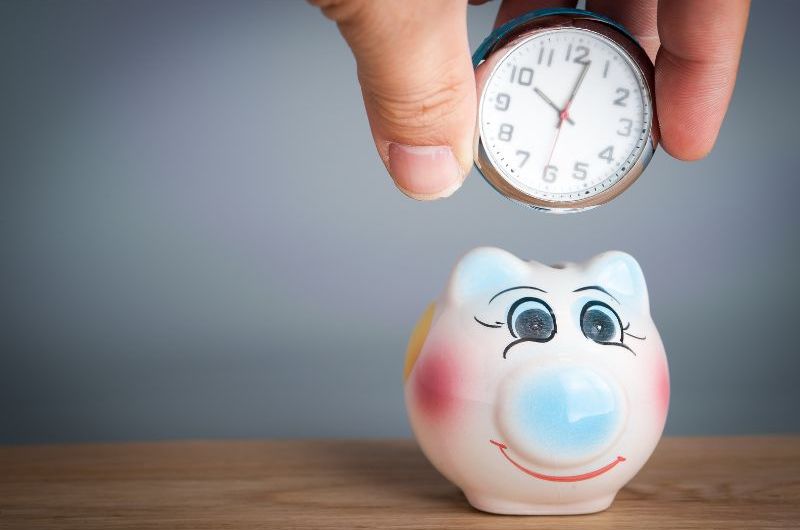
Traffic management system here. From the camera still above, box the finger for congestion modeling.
[312,0,474,200]
[495,0,575,28]
[655,0,750,160]
[586,0,659,61]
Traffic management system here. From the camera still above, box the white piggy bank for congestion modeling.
[404,248,669,515]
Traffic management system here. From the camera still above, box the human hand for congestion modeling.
[311,0,750,200]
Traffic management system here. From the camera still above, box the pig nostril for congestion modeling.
[498,366,625,467]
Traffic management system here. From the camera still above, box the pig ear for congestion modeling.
[585,251,650,313]
[444,247,529,305]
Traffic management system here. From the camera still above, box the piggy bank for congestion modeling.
[404,248,669,515]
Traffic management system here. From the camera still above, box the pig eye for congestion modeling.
[580,301,622,344]
[507,297,556,341]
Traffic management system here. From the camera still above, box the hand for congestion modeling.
[311,0,750,200]
[534,88,575,126]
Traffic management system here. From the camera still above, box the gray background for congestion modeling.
[1,1,798,444]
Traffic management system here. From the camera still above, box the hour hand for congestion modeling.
[534,87,575,125]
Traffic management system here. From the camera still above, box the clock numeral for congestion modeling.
[498,123,514,142]
[617,118,633,137]
[603,60,610,78]
[538,47,554,67]
[516,150,530,167]
[598,146,614,164]
[572,162,589,180]
[495,93,511,111]
[542,165,558,182]
[613,88,630,106]
[572,45,590,65]
[509,66,533,86]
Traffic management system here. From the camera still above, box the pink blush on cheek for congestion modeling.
[655,364,671,419]
[412,346,461,422]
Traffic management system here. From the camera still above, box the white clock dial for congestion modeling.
[479,28,652,203]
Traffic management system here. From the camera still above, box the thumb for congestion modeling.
[314,0,475,200]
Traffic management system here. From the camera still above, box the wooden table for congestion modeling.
[1,437,798,529]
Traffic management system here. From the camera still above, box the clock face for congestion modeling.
[478,28,653,203]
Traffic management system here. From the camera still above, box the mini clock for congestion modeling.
[473,8,659,212]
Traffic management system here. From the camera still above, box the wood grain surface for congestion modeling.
[1,437,798,529]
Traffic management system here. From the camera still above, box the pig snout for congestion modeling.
[497,364,627,467]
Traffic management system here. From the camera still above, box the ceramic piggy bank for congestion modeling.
[404,248,669,515]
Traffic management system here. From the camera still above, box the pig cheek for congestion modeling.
[412,346,463,423]
[654,362,670,421]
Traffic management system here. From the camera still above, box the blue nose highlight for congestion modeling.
[512,367,621,462]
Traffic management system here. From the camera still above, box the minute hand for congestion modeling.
[561,62,590,123]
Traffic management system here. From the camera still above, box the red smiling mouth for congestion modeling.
[490,440,625,482]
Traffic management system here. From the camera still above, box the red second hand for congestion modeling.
[542,62,587,176]
[545,87,577,169]
[545,104,570,168]
[544,122,562,169]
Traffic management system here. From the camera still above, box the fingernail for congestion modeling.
[387,144,463,200]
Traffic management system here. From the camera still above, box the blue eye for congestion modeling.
[580,302,622,343]
[508,297,556,341]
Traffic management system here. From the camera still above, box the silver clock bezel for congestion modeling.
[474,14,659,212]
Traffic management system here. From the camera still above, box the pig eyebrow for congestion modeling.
[573,285,619,304]
[489,285,547,304]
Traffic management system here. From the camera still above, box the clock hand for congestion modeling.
[542,62,591,172]
[534,87,575,126]
[544,104,568,171]
[561,62,590,124]
[544,122,563,171]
